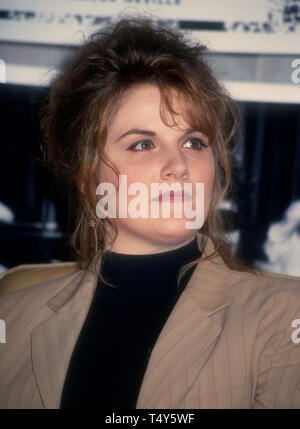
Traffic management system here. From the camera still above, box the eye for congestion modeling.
[182,137,208,150]
[127,139,154,151]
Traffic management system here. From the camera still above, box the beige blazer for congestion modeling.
[0,234,300,409]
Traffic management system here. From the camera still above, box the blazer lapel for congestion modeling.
[31,234,241,409]
[31,268,98,409]
[135,295,224,408]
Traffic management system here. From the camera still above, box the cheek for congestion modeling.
[206,162,215,193]
[97,162,118,187]
[204,159,216,216]
[96,163,153,209]
[194,155,215,190]
[195,156,215,213]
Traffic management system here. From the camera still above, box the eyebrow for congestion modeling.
[116,128,198,142]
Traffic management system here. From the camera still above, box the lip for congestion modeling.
[152,190,192,202]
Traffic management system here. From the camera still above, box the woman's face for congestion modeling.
[97,84,215,254]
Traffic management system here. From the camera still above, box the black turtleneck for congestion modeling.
[60,236,202,409]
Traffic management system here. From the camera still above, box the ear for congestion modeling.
[80,182,85,194]
[78,158,101,196]
[77,175,87,195]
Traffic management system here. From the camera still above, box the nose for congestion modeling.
[160,146,189,182]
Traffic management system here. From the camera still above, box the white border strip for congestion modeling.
[225,81,300,104]
[193,32,300,55]
[4,64,57,87]
[2,64,300,104]
[0,20,300,54]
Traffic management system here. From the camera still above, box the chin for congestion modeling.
[150,220,197,243]
[115,218,199,251]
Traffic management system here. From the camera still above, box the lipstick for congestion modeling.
[153,190,192,202]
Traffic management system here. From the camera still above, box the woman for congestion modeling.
[0,18,300,409]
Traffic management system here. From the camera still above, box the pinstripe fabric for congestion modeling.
[0,233,300,409]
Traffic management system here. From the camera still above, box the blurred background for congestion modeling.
[0,0,299,275]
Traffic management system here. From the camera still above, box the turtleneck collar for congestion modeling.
[96,235,202,308]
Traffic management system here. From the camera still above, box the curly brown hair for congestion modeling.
[41,17,251,286]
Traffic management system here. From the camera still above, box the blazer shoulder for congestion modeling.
[0,261,79,296]
[239,268,300,294]
[230,267,300,317]
[0,264,85,319]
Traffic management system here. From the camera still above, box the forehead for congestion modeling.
[107,84,192,135]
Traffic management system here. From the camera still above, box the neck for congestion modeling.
[97,235,202,308]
